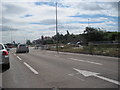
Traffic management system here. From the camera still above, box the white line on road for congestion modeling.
[95,75,120,85]
[23,62,39,75]
[55,55,59,57]
[73,68,120,85]
[68,73,85,81]
[70,58,102,65]
[17,56,22,61]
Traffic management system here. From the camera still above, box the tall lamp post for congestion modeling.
[55,2,59,54]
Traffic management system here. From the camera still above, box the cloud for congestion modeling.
[75,2,105,11]
[21,14,33,18]
[2,17,11,23]
[3,3,27,15]
[0,25,18,31]
[30,19,56,25]
[34,2,55,7]
[0,1,118,43]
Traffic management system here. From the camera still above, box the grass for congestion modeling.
[48,44,119,58]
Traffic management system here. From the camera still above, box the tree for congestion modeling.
[83,27,105,42]
[26,40,32,45]
[67,30,70,35]
[41,35,44,40]
[64,30,70,43]
[13,41,15,44]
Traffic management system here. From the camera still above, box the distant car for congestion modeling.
[0,43,10,69]
[6,43,13,48]
[16,44,29,53]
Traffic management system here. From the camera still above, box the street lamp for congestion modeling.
[55,2,59,54]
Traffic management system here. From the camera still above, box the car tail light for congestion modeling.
[2,51,9,55]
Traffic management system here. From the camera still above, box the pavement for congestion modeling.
[1,47,119,88]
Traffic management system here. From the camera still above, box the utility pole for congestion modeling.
[56,2,59,54]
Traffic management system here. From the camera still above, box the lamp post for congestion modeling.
[55,2,59,54]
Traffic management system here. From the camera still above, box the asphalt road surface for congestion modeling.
[1,47,119,88]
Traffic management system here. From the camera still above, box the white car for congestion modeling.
[0,43,10,69]
[16,44,29,53]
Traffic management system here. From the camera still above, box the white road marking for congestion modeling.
[95,75,120,86]
[70,58,102,65]
[68,73,85,81]
[17,56,22,60]
[68,73,74,76]
[55,55,59,57]
[73,68,120,85]
[24,62,39,75]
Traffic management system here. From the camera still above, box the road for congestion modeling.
[1,47,119,88]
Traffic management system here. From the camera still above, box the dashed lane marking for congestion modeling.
[24,62,39,75]
[69,58,102,65]
[17,56,22,61]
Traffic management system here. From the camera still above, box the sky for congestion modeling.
[0,0,119,43]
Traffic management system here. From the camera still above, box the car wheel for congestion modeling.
[6,63,10,69]
[3,63,10,69]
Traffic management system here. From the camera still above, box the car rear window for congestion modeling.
[0,44,4,50]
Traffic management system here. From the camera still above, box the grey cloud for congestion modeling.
[3,3,27,15]
[0,17,13,25]
[1,17,28,27]
[0,25,18,31]
[40,19,56,25]
[58,24,80,29]
[77,2,105,11]
[48,24,80,30]
[108,2,118,10]
[2,17,13,23]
